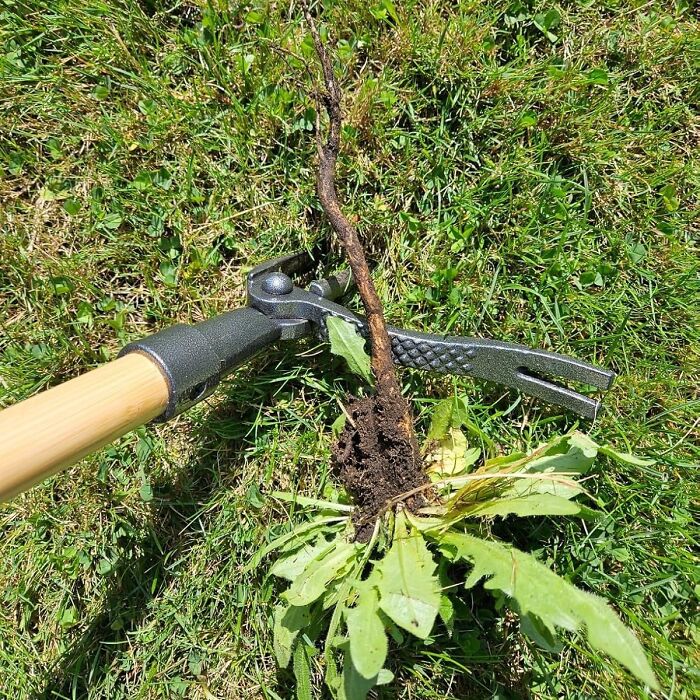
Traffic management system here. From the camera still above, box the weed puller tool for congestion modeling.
[0,249,614,501]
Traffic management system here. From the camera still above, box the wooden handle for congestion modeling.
[0,353,170,501]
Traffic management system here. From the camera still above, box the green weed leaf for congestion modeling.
[426,428,479,477]
[438,531,658,689]
[520,612,563,652]
[270,538,335,581]
[446,431,596,512]
[339,648,378,700]
[376,668,394,685]
[331,412,347,435]
[327,316,373,384]
[598,445,656,467]
[377,513,440,639]
[587,68,609,85]
[139,481,153,502]
[438,594,454,634]
[660,184,680,212]
[466,493,595,518]
[293,643,312,700]
[63,198,81,215]
[427,396,468,441]
[273,604,310,668]
[627,239,647,264]
[285,540,360,606]
[370,0,400,25]
[533,9,560,41]
[345,579,387,679]
[246,517,345,572]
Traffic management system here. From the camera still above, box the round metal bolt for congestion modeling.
[261,272,293,296]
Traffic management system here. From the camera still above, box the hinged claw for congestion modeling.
[387,330,614,419]
[246,251,615,419]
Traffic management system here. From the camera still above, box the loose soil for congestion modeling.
[331,395,428,542]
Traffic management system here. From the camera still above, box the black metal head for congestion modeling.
[123,248,614,421]
[246,249,615,419]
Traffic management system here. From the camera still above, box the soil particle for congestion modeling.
[331,394,428,542]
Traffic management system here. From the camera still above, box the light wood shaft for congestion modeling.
[0,353,170,501]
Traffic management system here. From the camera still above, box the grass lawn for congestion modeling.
[1,1,698,698]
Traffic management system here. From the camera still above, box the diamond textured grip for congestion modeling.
[390,334,475,374]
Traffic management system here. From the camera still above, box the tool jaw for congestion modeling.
[248,272,361,339]
[246,250,357,341]
[247,252,615,420]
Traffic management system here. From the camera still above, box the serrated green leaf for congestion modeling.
[97,558,112,575]
[59,606,78,628]
[273,604,310,668]
[101,212,122,230]
[534,8,560,41]
[463,447,481,470]
[660,185,680,212]
[377,513,440,639]
[63,198,81,215]
[438,531,658,689]
[270,537,335,581]
[324,576,357,696]
[338,648,377,700]
[326,316,373,384]
[293,643,312,700]
[285,540,360,606]
[427,399,454,441]
[598,445,656,467]
[346,579,387,679]
[526,449,595,475]
[427,396,469,441]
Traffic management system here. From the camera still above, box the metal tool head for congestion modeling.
[246,249,319,286]
[247,246,352,298]
[387,330,614,419]
[246,249,615,419]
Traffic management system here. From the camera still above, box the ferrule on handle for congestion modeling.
[119,307,282,420]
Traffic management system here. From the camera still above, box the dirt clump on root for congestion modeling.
[331,395,428,542]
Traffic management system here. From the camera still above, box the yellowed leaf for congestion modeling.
[426,428,478,477]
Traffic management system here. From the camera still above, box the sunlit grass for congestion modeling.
[0,1,697,698]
